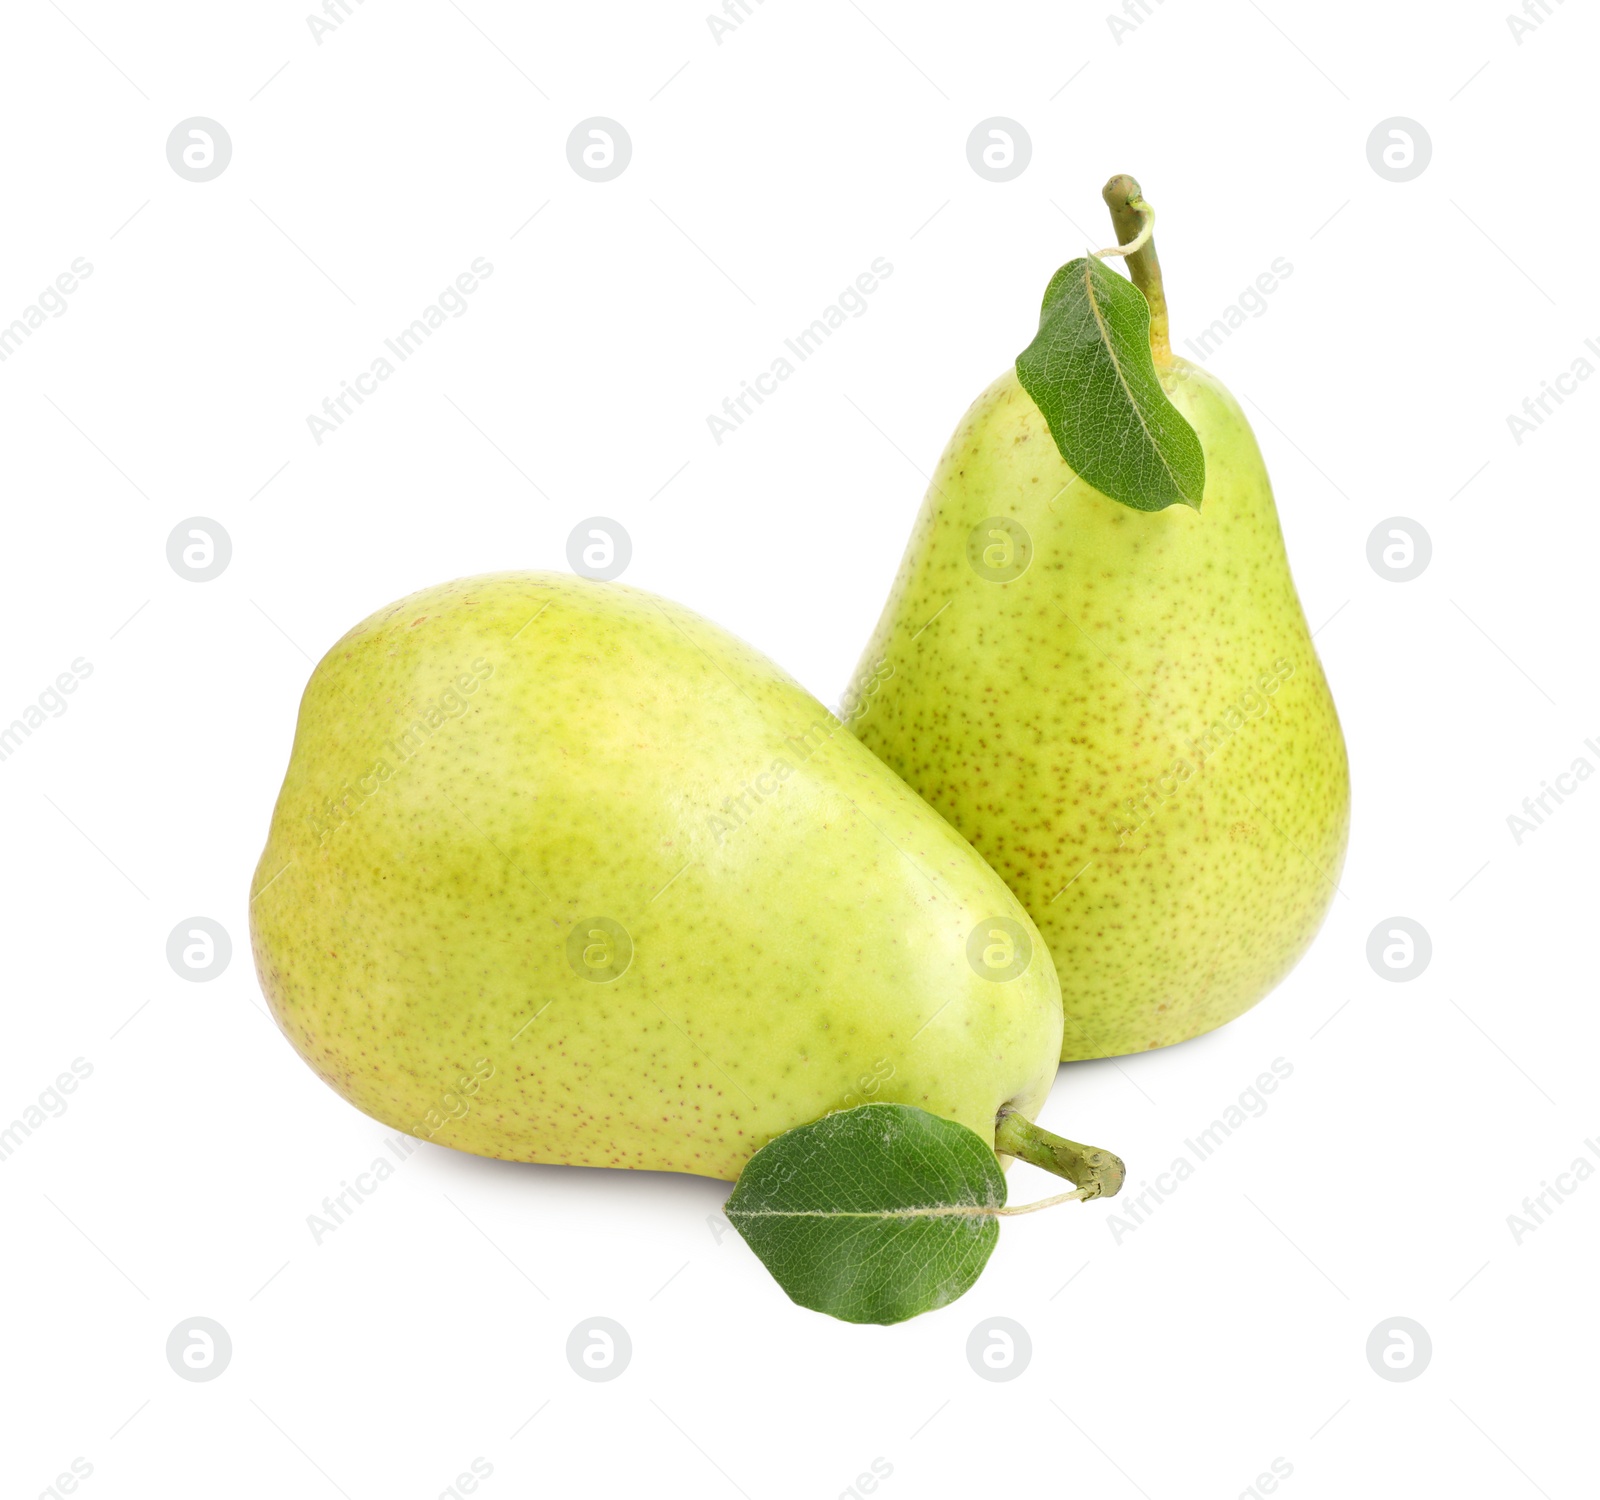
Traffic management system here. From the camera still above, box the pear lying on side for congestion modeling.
[250,573,1067,1180]
[845,176,1350,1061]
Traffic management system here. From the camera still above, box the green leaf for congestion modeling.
[725,1103,1006,1324]
[1016,255,1206,512]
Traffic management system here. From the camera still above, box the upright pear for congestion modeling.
[845,177,1350,1060]
[250,573,1069,1181]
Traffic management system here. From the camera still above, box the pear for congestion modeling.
[844,177,1350,1060]
[249,572,1069,1181]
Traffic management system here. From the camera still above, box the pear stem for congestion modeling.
[1101,173,1171,365]
[994,1110,1126,1201]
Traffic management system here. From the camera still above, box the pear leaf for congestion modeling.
[1016,255,1206,512]
[724,1103,1006,1324]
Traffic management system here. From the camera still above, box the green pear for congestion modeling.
[249,572,1068,1181]
[844,178,1350,1060]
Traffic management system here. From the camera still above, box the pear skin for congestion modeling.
[845,362,1350,1059]
[250,573,1063,1180]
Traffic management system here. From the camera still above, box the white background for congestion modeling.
[2,1,1595,1496]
